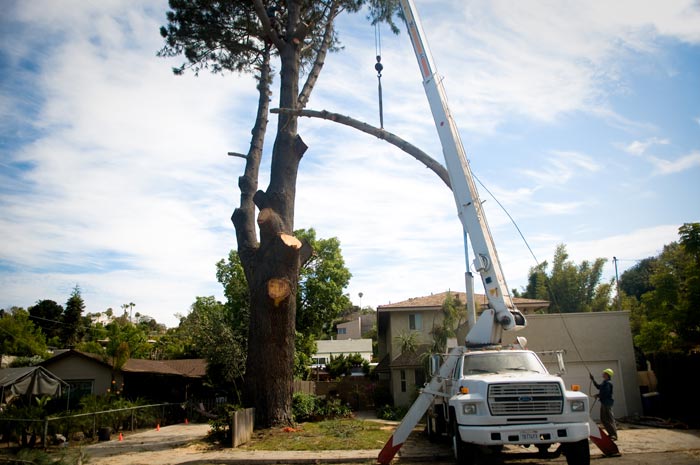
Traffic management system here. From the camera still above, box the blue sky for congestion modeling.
[1,0,699,328]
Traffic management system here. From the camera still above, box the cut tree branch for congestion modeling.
[270,108,452,189]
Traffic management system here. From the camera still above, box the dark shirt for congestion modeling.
[594,378,614,407]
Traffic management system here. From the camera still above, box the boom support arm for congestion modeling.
[399,0,525,345]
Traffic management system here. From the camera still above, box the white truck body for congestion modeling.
[432,349,590,454]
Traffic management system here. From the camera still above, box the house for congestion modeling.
[40,350,207,403]
[308,339,372,381]
[119,358,207,403]
[336,312,376,340]
[313,339,373,366]
[40,350,118,399]
[376,291,642,421]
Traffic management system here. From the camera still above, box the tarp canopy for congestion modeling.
[0,366,68,404]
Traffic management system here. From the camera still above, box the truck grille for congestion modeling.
[488,383,563,416]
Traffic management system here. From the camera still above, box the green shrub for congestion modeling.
[317,397,351,419]
[376,404,408,421]
[207,403,243,442]
[292,393,351,422]
[292,393,318,422]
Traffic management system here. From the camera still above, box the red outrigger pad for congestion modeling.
[588,419,620,456]
[378,434,402,464]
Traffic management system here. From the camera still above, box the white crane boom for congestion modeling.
[400,0,525,345]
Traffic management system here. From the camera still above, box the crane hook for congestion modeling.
[375,55,383,77]
[375,25,384,129]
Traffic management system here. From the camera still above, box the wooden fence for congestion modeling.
[292,380,315,395]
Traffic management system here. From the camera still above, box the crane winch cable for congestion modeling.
[473,173,590,374]
[374,23,384,129]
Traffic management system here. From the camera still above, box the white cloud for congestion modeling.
[620,139,699,175]
[566,224,682,280]
[623,137,670,156]
[649,151,700,175]
[1,0,697,326]
[523,151,600,185]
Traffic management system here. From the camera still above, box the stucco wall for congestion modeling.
[43,356,119,396]
[385,311,642,421]
[337,318,361,340]
[391,367,419,407]
[387,309,441,355]
[516,311,642,419]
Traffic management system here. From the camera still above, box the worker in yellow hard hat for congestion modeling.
[590,368,617,440]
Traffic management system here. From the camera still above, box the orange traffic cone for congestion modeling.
[156,424,160,431]
[118,432,123,441]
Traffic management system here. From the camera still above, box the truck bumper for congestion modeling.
[457,422,590,446]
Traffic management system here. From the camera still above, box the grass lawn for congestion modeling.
[245,418,394,451]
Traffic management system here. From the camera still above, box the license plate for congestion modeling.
[520,431,539,441]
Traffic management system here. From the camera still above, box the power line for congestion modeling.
[473,172,592,373]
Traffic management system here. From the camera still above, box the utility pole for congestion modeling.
[613,257,621,311]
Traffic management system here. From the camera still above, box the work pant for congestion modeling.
[600,404,617,439]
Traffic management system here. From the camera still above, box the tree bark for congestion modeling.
[241,14,308,426]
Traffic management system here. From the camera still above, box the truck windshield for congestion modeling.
[462,352,547,376]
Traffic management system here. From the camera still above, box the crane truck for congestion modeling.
[377,2,608,464]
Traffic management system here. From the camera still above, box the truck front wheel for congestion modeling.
[562,439,590,465]
[451,417,479,465]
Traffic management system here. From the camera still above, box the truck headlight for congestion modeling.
[571,400,585,412]
[462,403,477,415]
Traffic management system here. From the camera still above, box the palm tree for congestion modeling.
[395,331,419,354]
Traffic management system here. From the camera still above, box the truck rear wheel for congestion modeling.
[563,439,590,465]
[427,406,447,442]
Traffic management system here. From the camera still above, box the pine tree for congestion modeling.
[62,285,85,347]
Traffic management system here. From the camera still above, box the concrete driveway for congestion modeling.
[83,421,700,465]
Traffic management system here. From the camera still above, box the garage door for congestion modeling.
[542,360,626,420]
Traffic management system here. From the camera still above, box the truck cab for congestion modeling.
[434,349,590,462]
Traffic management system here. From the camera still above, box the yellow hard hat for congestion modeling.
[603,368,614,377]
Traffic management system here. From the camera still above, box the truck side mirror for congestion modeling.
[556,351,566,375]
[429,354,442,376]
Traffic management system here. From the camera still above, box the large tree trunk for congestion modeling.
[242,38,308,427]
[245,232,305,426]
[232,0,342,428]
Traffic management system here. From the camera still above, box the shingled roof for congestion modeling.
[377,291,549,312]
[43,350,206,378]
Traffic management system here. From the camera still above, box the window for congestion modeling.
[337,328,347,335]
[400,369,407,392]
[408,313,422,331]
[462,352,547,376]
[414,368,425,387]
[67,380,94,397]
